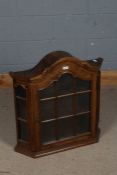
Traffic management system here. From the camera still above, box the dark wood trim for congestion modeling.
[90,74,98,137]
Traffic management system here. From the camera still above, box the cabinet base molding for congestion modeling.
[15,129,100,158]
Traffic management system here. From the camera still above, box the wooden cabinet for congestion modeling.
[10,51,103,158]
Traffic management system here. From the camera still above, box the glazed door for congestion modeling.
[35,73,95,150]
[14,85,29,143]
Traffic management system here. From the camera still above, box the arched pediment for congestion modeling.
[30,57,94,89]
[10,51,103,84]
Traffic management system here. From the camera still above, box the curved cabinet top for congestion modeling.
[10,50,103,83]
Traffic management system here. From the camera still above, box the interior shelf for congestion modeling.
[16,96,26,101]
[40,111,91,123]
[17,118,27,122]
[40,90,91,101]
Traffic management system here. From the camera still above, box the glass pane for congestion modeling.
[57,96,73,117]
[18,121,28,141]
[40,99,55,121]
[76,93,90,113]
[39,83,55,99]
[16,98,27,119]
[75,114,90,134]
[58,118,73,139]
[56,73,73,95]
[41,121,56,144]
[76,78,91,91]
[15,85,26,98]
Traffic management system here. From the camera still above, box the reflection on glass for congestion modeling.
[18,121,28,141]
[57,96,73,117]
[38,73,92,145]
[41,122,55,144]
[15,85,26,98]
[75,114,90,134]
[58,118,73,139]
[39,83,55,99]
[40,99,55,121]
[76,93,90,113]
[76,78,91,91]
[16,98,26,119]
[56,73,73,95]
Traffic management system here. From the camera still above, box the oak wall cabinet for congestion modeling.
[10,51,103,158]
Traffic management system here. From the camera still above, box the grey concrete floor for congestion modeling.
[0,88,117,175]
